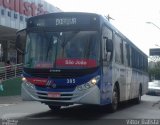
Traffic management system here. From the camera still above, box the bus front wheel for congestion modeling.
[48,105,61,112]
[109,85,119,112]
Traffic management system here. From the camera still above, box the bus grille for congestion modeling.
[35,91,78,101]
[35,85,76,92]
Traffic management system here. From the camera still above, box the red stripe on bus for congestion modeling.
[26,78,48,86]
[56,59,97,67]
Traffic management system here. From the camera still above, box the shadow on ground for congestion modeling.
[25,100,142,120]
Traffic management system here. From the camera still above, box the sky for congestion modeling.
[46,0,160,55]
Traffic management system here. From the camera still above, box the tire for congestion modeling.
[109,85,119,112]
[48,105,61,112]
[134,85,142,104]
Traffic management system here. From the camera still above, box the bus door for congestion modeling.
[101,26,113,104]
[114,34,127,101]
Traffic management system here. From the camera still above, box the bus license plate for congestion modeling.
[48,92,61,98]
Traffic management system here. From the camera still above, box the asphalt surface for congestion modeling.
[0,95,160,125]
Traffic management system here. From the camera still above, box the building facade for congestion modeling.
[0,0,61,65]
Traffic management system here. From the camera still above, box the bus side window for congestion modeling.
[131,47,138,69]
[120,40,124,64]
[115,34,123,64]
[124,43,130,66]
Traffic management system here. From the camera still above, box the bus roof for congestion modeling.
[28,12,100,20]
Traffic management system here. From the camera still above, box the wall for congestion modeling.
[0,0,61,30]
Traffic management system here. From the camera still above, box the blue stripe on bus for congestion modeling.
[24,68,102,93]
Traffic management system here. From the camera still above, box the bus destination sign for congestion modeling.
[28,14,99,29]
[56,18,77,26]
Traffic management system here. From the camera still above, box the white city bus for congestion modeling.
[16,12,149,112]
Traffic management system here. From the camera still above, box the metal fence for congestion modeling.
[0,63,23,80]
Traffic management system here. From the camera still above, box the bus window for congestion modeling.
[131,47,135,68]
[120,40,124,64]
[126,44,131,67]
[124,42,130,66]
[115,34,123,64]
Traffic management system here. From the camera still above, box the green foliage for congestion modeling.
[149,61,160,80]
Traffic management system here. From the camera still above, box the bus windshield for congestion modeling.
[24,30,100,69]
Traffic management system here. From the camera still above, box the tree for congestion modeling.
[148,61,160,80]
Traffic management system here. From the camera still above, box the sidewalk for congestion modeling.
[0,95,22,104]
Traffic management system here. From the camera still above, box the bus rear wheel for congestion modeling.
[134,85,142,104]
[109,85,119,112]
[48,105,61,112]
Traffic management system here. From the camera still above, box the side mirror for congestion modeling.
[103,37,113,61]
[16,29,26,54]
[106,38,113,52]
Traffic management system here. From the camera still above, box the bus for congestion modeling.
[16,12,149,112]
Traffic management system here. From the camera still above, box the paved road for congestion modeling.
[0,95,160,125]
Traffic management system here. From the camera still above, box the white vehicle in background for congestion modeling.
[147,80,160,96]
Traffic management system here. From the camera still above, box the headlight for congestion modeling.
[22,77,27,82]
[76,75,100,91]
[91,78,98,85]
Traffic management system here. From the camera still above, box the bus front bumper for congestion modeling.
[21,82,100,106]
